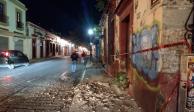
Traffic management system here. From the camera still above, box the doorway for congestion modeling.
[32,39,36,59]
[120,16,130,72]
[40,40,43,58]
[45,40,50,57]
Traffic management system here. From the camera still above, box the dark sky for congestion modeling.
[19,0,101,45]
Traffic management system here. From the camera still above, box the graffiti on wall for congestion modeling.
[132,24,159,80]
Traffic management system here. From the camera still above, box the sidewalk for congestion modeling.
[68,60,142,112]
[29,58,50,63]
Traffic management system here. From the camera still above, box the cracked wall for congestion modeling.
[131,0,192,112]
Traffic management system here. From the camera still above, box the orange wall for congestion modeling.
[131,0,192,112]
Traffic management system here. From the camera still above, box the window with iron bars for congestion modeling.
[16,11,23,29]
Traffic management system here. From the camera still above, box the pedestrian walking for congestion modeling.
[71,51,79,73]
[81,51,86,64]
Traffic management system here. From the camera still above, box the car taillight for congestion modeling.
[5,52,9,57]
[1,52,10,57]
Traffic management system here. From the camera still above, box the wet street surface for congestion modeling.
[0,57,141,112]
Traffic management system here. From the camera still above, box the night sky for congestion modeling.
[19,0,101,45]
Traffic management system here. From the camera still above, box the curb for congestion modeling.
[29,56,68,64]
[29,57,52,64]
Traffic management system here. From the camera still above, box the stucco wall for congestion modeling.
[131,0,192,112]
[7,0,26,34]
[23,38,32,59]
[0,0,28,56]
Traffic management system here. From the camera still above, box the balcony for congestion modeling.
[16,22,24,30]
[0,15,9,26]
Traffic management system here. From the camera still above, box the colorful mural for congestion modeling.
[132,24,159,80]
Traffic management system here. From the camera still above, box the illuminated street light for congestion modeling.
[87,28,94,62]
[88,29,94,35]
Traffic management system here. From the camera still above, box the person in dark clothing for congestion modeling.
[71,51,79,72]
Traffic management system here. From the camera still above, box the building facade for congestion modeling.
[27,22,75,59]
[27,22,47,59]
[100,0,193,112]
[0,0,75,60]
[0,0,31,57]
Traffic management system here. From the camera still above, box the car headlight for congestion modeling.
[5,58,8,63]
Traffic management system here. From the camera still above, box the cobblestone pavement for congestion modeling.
[0,79,142,112]
[0,80,74,112]
[0,60,142,112]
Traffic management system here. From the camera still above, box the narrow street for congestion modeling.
[0,57,141,112]
[0,56,84,89]
[0,57,85,111]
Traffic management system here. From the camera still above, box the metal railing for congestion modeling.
[16,21,24,29]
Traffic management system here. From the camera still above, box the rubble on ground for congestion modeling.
[69,81,142,112]
[0,79,142,112]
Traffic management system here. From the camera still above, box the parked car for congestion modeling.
[0,50,29,69]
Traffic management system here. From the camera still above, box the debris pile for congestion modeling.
[0,80,142,112]
[69,81,142,112]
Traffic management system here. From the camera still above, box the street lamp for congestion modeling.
[88,28,94,62]
[88,29,94,35]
